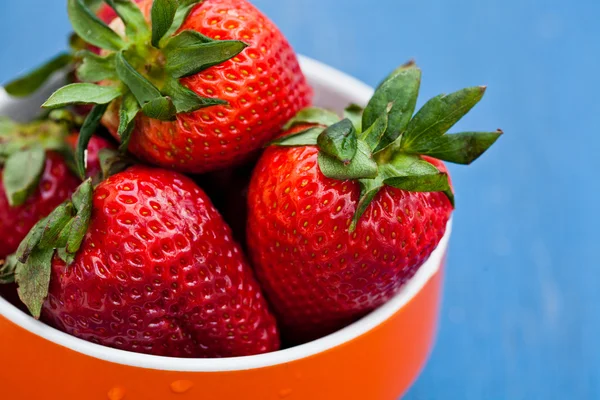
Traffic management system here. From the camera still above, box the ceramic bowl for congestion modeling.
[0,55,450,400]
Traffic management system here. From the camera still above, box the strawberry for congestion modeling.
[197,152,260,248]
[0,114,113,261]
[0,152,79,259]
[66,133,114,178]
[247,62,502,343]
[0,118,80,260]
[44,0,312,174]
[11,166,279,358]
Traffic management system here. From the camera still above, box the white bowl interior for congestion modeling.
[0,55,450,372]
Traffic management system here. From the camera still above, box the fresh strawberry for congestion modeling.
[0,152,79,259]
[0,118,82,259]
[12,166,279,358]
[46,0,312,174]
[66,133,114,178]
[197,151,260,248]
[247,62,502,343]
[0,115,113,261]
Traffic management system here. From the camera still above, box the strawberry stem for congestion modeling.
[273,61,502,227]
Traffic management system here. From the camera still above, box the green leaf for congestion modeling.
[118,92,140,151]
[0,118,17,136]
[105,0,149,38]
[69,32,88,52]
[67,0,125,51]
[84,0,105,11]
[382,154,454,205]
[361,113,388,152]
[38,203,75,249]
[0,119,71,164]
[98,148,134,180]
[55,219,75,249]
[11,181,95,313]
[317,119,357,164]
[165,40,248,79]
[42,83,122,109]
[115,51,163,106]
[57,248,76,265]
[344,104,363,133]
[318,140,378,181]
[284,107,340,130]
[66,180,93,255]
[16,217,48,263]
[178,0,205,7]
[268,127,324,147]
[164,30,214,51]
[4,53,73,98]
[402,86,487,150]
[141,96,177,121]
[162,78,226,114]
[162,0,204,41]
[411,130,503,165]
[76,51,117,82]
[16,248,54,319]
[76,104,109,179]
[47,109,84,126]
[0,255,19,284]
[3,148,46,207]
[351,177,384,231]
[151,0,178,47]
[363,64,421,151]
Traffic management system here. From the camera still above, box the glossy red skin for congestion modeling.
[42,166,280,358]
[66,134,114,178]
[196,151,260,249]
[247,132,453,344]
[0,152,80,259]
[102,0,313,173]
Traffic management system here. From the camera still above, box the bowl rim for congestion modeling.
[0,55,451,372]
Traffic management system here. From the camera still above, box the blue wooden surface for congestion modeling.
[1,1,599,398]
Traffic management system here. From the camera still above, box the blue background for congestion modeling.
[1,1,599,398]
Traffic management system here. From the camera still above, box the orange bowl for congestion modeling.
[0,56,451,400]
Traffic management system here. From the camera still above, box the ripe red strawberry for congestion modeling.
[0,152,79,259]
[247,63,502,343]
[66,133,114,178]
[0,118,82,259]
[12,166,279,358]
[197,152,260,248]
[0,116,113,261]
[46,0,312,174]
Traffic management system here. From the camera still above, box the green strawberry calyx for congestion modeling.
[0,255,19,284]
[271,61,502,230]
[0,115,81,207]
[1,147,134,317]
[3,179,94,318]
[39,0,247,179]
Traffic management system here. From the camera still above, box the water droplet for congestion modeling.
[279,388,293,398]
[107,386,126,400]
[170,380,194,394]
